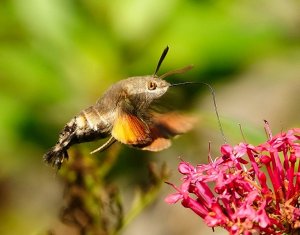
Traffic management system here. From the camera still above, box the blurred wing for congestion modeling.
[153,112,196,135]
[111,111,152,146]
[142,137,171,152]
[142,112,197,151]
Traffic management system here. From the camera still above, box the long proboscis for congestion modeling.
[170,81,227,144]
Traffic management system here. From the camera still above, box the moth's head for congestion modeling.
[121,75,170,108]
[144,76,171,98]
[119,46,193,109]
[126,75,169,97]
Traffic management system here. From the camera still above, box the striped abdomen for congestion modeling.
[43,105,112,168]
[68,105,112,145]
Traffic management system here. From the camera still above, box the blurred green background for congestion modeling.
[0,0,299,234]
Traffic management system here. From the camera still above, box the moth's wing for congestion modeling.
[153,112,196,136]
[111,109,152,146]
[142,137,171,152]
[142,112,197,151]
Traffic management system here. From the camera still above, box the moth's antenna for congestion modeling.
[170,82,227,144]
[154,46,169,76]
[159,65,194,80]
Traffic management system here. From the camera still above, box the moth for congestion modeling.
[44,47,196,169]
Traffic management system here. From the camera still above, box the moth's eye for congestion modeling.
[148,81,157,90]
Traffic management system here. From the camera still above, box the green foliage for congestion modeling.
[0,0,299,234]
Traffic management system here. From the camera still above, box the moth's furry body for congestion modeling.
[43,47,195,169]
[44,76,171,168]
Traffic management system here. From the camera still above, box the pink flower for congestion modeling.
[165,123,300,235]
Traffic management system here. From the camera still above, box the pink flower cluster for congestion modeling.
[166,125,300,235]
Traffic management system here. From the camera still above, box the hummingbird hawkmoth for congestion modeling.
[43,46,197,169]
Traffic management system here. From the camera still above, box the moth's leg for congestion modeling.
[90,136,117,154]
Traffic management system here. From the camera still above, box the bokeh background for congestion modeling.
[0,0,299,234]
